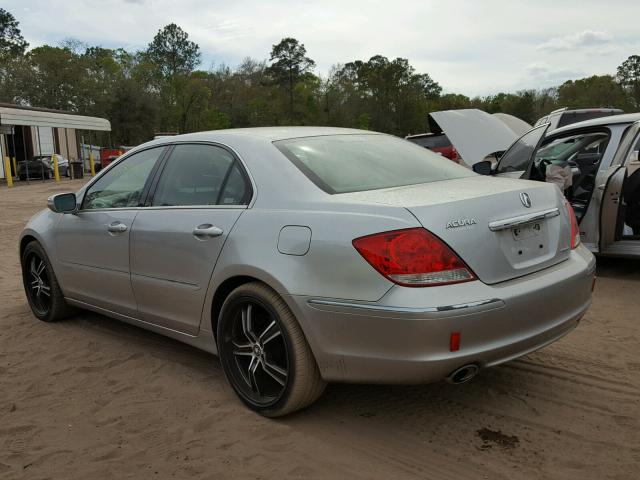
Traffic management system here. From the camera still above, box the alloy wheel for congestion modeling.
[26,253,52,316]
[222,300,289,406]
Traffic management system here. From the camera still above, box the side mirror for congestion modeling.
[472,160,492,175]
[47,193,78,214]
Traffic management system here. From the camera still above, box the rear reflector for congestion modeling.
[352,228,476,287]
[450,332,461,352]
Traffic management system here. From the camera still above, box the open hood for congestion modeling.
[492,113,532,136]
[429,109,519,166]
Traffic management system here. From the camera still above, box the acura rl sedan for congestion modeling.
[20,127,595,416]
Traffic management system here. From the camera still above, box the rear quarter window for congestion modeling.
[274,134,473,194]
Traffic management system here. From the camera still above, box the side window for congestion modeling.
[152,144,249,206]
[626,135,640,165]
[496,125,548,174]
[82,147,164,210]
[219,163,250,205]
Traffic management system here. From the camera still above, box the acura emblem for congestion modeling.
[520,192,532,208]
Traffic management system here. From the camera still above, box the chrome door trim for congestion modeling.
[488,208,560,232]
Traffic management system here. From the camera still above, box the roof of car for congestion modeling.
[155,126,381,143]
[552,112,640,135]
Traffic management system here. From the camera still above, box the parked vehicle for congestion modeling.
[533,107,623,132]
[100,147,130,169]
[17,157,52,180]
[405,133,460,162]
[20,127,595,416]
[437,110,640,256]
[17,155,70,180]
[51,155,69,177]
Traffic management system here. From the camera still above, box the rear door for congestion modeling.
[56,146,166,315]
[130,143,252,335]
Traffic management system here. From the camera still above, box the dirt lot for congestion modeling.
[1,180,638,480]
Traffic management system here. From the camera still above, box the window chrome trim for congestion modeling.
[75,205,248,214]
[488,208,560,232]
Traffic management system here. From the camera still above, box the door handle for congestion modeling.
[107,221,128,233]
[193,224,223,238]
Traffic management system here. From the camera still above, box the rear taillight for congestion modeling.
[565,200,580,249]
[352,228,476,287]
[451,147,459,163]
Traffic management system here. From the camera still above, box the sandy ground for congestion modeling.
[0,179,638,480]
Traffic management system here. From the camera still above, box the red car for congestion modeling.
[405,133,459,162]
[100,148,129,169]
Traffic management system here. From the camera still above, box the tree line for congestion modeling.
[1,8,640,146]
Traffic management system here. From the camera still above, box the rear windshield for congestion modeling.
[274,134,473,194]
[407,134,451,149]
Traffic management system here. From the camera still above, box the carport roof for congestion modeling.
[0,103,110,131]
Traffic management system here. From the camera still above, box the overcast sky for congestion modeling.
[6,0,640,96]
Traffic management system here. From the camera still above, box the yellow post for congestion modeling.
[3,157,13,187]
[12,157,17,177]
[52,154,60,182]
[89,152,96,177]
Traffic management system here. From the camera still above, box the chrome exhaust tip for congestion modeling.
[446,364,480,384]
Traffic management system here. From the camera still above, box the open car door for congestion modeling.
[598,166,627,252]
[493,124,550,178]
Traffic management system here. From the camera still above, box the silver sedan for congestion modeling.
[20,127,596,416]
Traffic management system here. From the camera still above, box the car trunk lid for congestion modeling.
[338,176,571,284]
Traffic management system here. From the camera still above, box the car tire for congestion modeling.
[217,282,326,417]
[21,241,75,322]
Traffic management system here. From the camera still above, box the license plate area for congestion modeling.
[512,222,541,241]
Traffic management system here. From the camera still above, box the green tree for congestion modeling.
[332,55,441,135]
[108,78,158,145]
[558,75,630,111]
[268,37,316,121]
[0,8,28,103]
[617,55,640,108]
[146,23,201,78]
[19,46,82,110]
[0,8,28,58]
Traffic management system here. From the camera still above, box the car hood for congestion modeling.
[492,113,532,136]
[429,109,519,166]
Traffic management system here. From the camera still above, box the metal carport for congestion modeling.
[0,103,111,182]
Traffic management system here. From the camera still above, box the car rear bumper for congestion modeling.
[286,245,595,384]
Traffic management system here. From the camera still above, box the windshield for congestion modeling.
[495,124,549,174]
[274,134,474,194]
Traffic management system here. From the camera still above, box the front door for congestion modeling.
[56,146,166,315]
[130,143,252,334]
[598,166,626,252]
